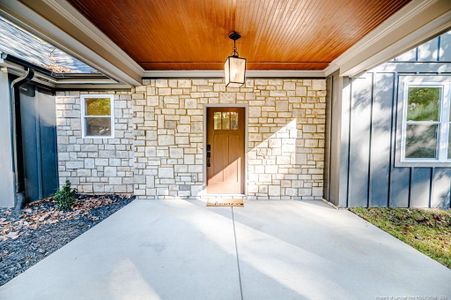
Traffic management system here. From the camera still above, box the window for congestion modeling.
[398,76,451,166]
[213,112,239,130]
[81,95,114,138]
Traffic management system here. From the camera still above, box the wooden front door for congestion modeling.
[207,107,245,194]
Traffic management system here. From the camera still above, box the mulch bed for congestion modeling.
[0,194,134,286]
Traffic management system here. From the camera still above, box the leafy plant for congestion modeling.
[53,180,77,210]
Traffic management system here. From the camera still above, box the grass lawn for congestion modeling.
[350,207,450,268]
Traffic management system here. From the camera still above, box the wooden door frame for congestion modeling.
[203,104,248,196]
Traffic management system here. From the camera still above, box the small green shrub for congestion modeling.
[54,180,77,210]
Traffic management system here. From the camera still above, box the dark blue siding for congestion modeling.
[19,85,58,201]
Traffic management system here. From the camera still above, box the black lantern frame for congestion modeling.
[224,31,246,87]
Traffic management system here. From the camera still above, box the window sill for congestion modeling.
[82,135,114,139]
[395,160,451,168]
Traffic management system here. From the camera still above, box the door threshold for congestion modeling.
[206,193,246,197]
[205,194,245,207]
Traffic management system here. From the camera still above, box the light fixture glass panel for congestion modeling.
[224,60,230,86]
[225,56,245,87]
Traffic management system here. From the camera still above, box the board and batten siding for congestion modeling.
[324,31,451,208]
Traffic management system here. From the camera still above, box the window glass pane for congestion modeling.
[222,112,230,129]
[405,124,438,158]
[85,117,111,136]
[230,112,239,130]
[214,112,221,130]
[407,87,440,121]
[85,98,111,116]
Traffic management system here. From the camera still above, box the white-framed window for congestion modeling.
[397,75,451,166]
[80,94,114,138]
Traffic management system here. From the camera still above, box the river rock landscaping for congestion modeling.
[0,194,134,286]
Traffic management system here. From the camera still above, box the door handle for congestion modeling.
[207,144,211,167]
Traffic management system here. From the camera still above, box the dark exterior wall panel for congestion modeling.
[20,87,40,201]
[38,92,58,197]
[19,85,58,202]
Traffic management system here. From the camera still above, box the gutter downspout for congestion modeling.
[10,67,34,211]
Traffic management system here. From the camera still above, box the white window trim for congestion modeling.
[80,94,115,138]
[396,75,451,167]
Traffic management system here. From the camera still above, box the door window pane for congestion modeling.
[214,112,221,130]
[405,124,438,158]
[85,117,111,136]
[230,112,239,130]
[86,98,111,115]
[407,87,440,121]
[222,112,230,129]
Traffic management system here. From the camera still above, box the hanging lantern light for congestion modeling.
[224,31,246,88]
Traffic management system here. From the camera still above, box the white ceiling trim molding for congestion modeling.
[143,70,325,78]
[0,0,142,86]
[325,0,451,77]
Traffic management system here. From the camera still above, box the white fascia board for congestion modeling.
[325,0,451,77]
[0,0,143,86]
[143,70,325,78]
[41,0,143,76]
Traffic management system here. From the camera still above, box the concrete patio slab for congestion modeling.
[0,200,450,300]
[233,201,451,299]
[0,200,241,300]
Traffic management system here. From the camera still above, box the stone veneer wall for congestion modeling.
[134,79,326,200]
[55,79,326,200]
[55,91,135,194]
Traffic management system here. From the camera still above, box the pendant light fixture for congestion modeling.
[224,31,246,88]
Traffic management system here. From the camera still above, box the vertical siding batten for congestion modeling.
[387,72,397,207]
[367,72,375,208]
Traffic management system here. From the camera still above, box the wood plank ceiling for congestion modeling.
[67,0,411,70]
